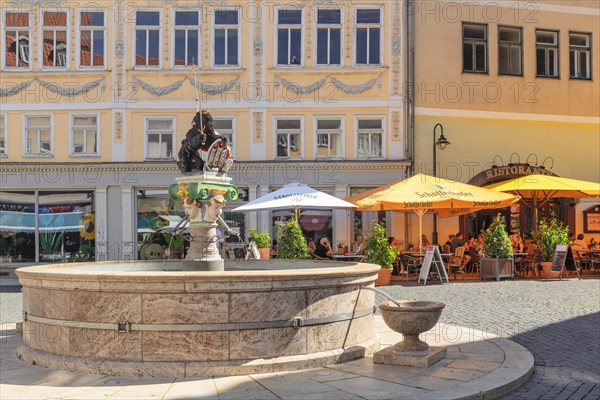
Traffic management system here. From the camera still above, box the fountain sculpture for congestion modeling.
[15,111,380,377]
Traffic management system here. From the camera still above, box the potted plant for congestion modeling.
[250,228,271,260]
[533,215,570,278]
[365,223,398,286]
[277,218,310,260]
[481,214,514,281]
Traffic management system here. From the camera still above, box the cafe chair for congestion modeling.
[575,250,592,273]
[522,252,541,277]
[448,247,466,280]
[398,253,421,281]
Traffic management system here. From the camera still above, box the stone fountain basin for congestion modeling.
[379,300,445,338]
[16,260,380,378]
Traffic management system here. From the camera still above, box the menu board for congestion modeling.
[418,246,449,285]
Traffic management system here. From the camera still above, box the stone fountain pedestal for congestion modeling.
[170,173,239,271]
[374,300,446,367]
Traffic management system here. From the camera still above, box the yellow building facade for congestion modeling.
[1,0,598,264]
[1,0,409,263]
[411,0,600,245]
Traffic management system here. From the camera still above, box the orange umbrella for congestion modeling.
[346,174,519,253]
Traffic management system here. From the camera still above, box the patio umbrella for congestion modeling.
[345,174,520,253]
[232,182,357,213]
[485,174,600,225]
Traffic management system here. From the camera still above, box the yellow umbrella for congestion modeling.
[345,174,520,252]
[484,174,600,225]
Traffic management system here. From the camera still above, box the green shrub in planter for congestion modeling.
[277,218,310,260]
[250,228,271,249]
[365,223,398,268]
[483,214,513,258]
[533,215,570,262]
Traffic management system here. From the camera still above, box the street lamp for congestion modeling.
[432,123,450,245]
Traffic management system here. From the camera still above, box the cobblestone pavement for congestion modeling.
[379,278,600,400]
[1,279,599,399]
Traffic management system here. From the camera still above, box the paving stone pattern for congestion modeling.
[379,279,600,400]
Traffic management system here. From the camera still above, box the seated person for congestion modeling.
[445,234,455,247]
[450,233,465,253]
[353,235,365,255]
[314,236,333,259]
[421,234,430,250]
[307,238,316,256]
[572,234,587,250]
[510,232,524,253]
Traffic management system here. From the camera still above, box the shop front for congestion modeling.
[461,164,574,239]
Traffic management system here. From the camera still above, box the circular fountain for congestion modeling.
[16,260,379,377]
[16,113,379,377]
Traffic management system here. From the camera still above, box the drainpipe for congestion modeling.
[403,1,416,245]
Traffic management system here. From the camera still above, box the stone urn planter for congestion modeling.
[374,300,446,367]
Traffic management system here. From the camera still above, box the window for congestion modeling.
[357,118,383,159]
[174,10,200,67]
[316,118,343,159]
[24,115,52,156]
[213,117,235,158]
[42,11,68,68]
[536,30,559,77]
[277,9,302,65]
[135,11,160,67]
[498,26,522,76]
[570,32,591,79]
[71,115,98,155]
[79,11,105,68]
[275,118,302,159]
[0,115,6,155]
[145,118,174,160]
[316,9,341,65]
[355,8,381,65]
[214,10,239,66]
[463,23,487,73]
[4,12,30,68]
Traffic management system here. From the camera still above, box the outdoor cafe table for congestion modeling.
[332,253,365,261]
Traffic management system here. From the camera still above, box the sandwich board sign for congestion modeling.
[418,246,450,285]
[548,244,579,280]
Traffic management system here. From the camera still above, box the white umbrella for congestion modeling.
[232,183,357,212]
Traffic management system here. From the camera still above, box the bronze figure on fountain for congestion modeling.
[177,110,232,174]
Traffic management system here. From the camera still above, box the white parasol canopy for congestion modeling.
[232,183,357,212]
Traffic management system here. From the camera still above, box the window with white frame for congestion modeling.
[214,10,239,66]
[463,23,487,73]
[570,32,591,80]
[71,115,98,155]
[174,10,200,67]
[0,115,6,155]
[79,10,105,68]
[145,118,174,160]
[213,117,235,158]
[357,118,383,159]
[25,115,52,156]
[536,30,559,78]
[277,9,302,65]
[316,118,343,159]
[42,11,68,67]
[316,9,341,65]
[498,26,522,76]
[355,8,381,65]
[275,118,302,159]
[4,12,30,68]
[135,11,160,67]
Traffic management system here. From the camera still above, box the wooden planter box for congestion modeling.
[480,258,514,281]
